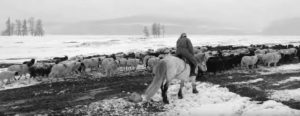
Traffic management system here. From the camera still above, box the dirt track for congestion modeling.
[0,71,153,115]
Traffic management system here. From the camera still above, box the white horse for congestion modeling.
[142,53,209,104]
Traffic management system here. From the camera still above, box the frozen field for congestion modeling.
[1,35,300,63]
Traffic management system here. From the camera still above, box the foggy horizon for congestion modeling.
[1,0,300,34]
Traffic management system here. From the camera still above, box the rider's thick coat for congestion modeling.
[176,36,197,76]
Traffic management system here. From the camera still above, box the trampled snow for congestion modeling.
[269,88,300,102]
[259,63,300,75]
[0,78,40,91]
[273,77,300,85]
[83,82,300,116]
[231,78,263,85]
[1,35,300,63]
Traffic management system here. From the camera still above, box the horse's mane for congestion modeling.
[195,53,208,63]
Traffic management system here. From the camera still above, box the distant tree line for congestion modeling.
[1,17,45,36]
[143,23,165,38]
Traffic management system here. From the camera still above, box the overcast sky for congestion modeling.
[0,0,300,30]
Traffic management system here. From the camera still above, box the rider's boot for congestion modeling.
[190,63,196,77]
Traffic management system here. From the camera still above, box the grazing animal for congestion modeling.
[82,58,101,72]
[22,59,35,66]
[255,49,267,55]
[102,58,118,77]
[7,63,31,79]
[262,52,282,67]
[29,63,54,79]
[61,61,84,74]
[69,55,84,61]
[143,53,208,104]
[0,71,18,86]
[49,63,70,81]
[147,57,160,72]
[143,55,152,69]
[241,55,258,69]
[53,56,68,64]
[126,58,140,71]
[117,58,128,71]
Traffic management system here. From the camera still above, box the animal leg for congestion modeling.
[162,82,169,104]
[178,81,184,99]
[6,78,11,84]
[251,64,255,69]
[191,76,198,94]
[18,75,22,80]
[0,80,3,84]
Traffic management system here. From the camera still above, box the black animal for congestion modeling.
[22,59,35,67]
[53,56,68,64]
[206,55,224,75]
[124,52,136,59]
[29,63,54,79]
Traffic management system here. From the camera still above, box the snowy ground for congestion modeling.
[79,82,300,116]
[0,78,40,91]
[259,63,300,75]
[1,35,300,63]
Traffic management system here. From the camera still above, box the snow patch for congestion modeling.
[269,88,300,101]
[81,82,300,116]
[232,78,264,85]
[0,78,41,91]
[1,35,300,63]
[259,63,300,75]
[273,77,300,86]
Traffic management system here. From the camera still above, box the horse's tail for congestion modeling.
[144,60,167,100]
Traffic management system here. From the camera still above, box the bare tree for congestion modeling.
[143,26,150,37]
[28,17,35,36]
[35,19,44,36]
[22,19,28,36]
[2,18,12,36]
[161,25,165,38]
[16,20,22,35]
[152,23,157,38]
[10,22,15,35]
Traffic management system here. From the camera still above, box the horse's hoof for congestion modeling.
[193,89,199,94]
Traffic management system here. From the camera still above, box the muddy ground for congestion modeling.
[0,65,300,115]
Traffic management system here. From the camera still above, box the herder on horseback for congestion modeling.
[176,33,197,77]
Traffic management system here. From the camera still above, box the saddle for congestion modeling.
[176,54,196,77]
[176,54,189,64]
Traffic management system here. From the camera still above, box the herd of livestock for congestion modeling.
[1,44,300,86]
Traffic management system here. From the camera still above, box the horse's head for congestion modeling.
[195,53,210,72]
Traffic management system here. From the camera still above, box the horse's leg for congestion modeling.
[7,77,11,84]
[191,76,198,94]
[178,81,184,99]
[160,82,164,100]
[162,82,169,104]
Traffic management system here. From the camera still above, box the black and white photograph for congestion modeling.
[1,0,300,115]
